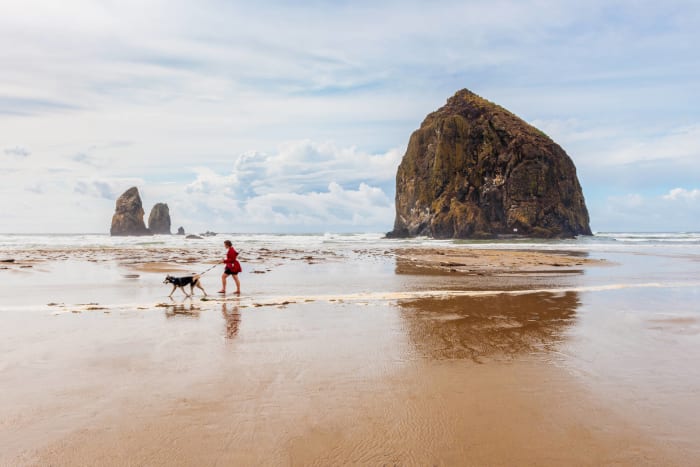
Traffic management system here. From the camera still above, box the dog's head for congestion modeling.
[163,275,175,284]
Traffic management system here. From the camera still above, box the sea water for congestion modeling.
[2,230,699,250]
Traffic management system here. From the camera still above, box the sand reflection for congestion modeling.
[399,291,580,362]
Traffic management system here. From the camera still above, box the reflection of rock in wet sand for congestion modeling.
[399,292,579,362]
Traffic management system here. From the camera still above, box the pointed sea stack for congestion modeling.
[110,187,150,236]
[388,89,592,239]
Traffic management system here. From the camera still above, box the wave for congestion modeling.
[1,232,699,253]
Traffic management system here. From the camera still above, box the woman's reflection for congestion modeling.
[221,301,241,339]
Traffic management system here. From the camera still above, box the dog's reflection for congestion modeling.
[221,301,241,339]
[163,296,201,318]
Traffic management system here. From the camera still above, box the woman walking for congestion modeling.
[219,240,241,294]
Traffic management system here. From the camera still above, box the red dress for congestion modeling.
[224,247,242,274]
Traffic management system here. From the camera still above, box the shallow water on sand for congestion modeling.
[1,234,699,464]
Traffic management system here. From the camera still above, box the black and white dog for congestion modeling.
[163,274,207,297]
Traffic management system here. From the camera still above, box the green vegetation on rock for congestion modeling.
[387,89,592,239]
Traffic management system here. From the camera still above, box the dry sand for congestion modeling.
[0,246,698,465]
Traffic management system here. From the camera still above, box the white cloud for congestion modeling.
[185,140,401,197]
[600,125,700,166]
[663,187,700,201]
[73,180,118,199]
[175,141,400,232]
[592,190,700,232]
[243,182,392,229]
[185,167,240,196]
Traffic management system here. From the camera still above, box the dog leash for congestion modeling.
[197,263,219,276]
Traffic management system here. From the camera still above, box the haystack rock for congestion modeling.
[388,89,592,239]
[110,187,150,236]
[148,203,171,234]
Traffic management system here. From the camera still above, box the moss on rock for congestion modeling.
[387,89,591,239]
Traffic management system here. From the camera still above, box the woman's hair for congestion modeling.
[224,240,232,247]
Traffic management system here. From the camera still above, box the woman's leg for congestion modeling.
[219,273,227,293]
[233,274,241,294]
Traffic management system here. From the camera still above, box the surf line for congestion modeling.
[31,280,698,314]
[202,280,700,308]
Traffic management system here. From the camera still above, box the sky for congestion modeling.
[1,0,699,234]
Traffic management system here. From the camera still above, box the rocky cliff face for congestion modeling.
[148,203,171,234]
[110,187,150,236]
[388,89,591,239]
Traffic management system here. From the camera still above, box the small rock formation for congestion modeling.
[388,89,591,239]
[110,187,150,236]
[177,226,185,235]
[148,203,171,234]
[186,234,203,239]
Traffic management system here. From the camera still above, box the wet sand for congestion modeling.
[1,245,699,465]
[395,247,606,275]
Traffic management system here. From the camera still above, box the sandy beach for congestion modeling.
[1,236,699,465]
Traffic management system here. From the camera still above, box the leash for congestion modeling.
[197,263,219,276]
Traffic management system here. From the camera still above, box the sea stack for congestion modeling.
[148,203,172,234]
[110,187,150,236]
[388,89,592,239]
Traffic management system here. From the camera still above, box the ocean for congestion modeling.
[2,230,700,250]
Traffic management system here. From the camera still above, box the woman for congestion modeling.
[219,240,241,294]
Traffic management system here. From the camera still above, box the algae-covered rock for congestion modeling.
[388,89,591,239]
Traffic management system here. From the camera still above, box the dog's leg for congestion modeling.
[180,286,190,298]
[195,280,207,296]
[190,275,201,297]
[169,284,177,297]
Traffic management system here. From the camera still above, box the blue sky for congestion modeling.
[1,0,699,233]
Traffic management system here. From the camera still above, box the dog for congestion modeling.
[163,274,207,297]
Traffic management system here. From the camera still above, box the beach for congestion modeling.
[1,233,699,465]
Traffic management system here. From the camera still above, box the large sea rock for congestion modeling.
[110,187,150,236]
[148,203,171,234]
[388,89,592,239]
